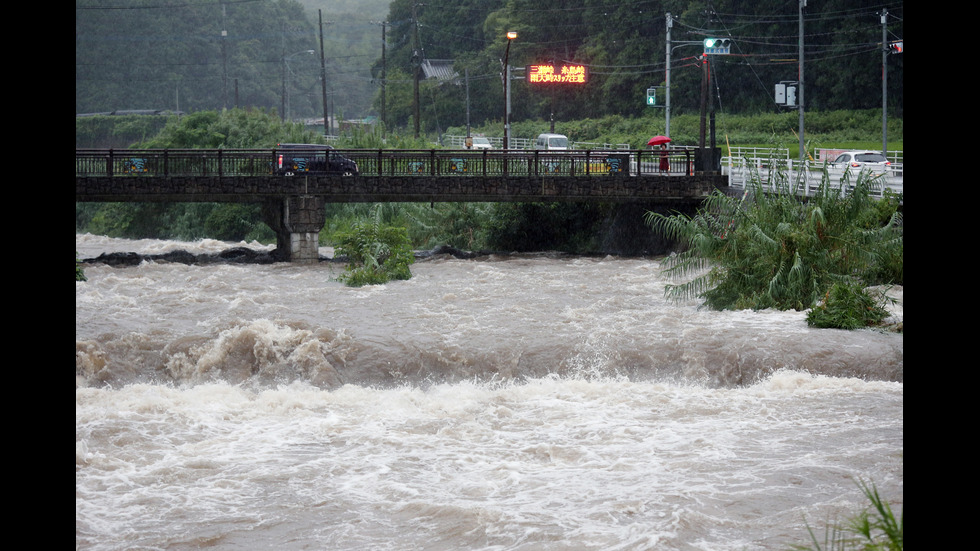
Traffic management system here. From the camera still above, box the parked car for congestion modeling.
[830,150,890,170]
[274,143,358,176]
[469,136,493,150]
[534,133,570,151]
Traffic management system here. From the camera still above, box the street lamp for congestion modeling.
[281,49,315,121]
[503,31,517,150]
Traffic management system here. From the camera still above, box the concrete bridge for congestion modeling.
[76,148,729,263]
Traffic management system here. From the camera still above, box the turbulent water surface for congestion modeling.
[75,234,903,550]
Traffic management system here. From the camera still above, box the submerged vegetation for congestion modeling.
[333,206,415,287]
[76,253,87,282]
[645,170,902,328]
[806,281,893,330]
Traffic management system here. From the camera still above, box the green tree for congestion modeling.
[136,108,320,149]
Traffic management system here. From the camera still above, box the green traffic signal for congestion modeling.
[703,38,731,53]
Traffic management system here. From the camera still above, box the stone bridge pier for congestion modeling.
[262,196,326,263]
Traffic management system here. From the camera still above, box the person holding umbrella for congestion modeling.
[648,135,671,173]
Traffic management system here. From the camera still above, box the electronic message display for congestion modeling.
[527,64,588,84]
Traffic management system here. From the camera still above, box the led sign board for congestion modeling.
[527,64,588,84]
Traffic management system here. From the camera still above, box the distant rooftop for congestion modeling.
[421,59,458,82]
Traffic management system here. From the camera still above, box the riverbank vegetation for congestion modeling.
[645,169,901,326]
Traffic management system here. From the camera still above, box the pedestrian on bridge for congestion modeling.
[659,144,670,173]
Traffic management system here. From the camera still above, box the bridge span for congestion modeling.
[76,148,729,263]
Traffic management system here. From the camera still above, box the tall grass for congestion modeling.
[794,480,903,551]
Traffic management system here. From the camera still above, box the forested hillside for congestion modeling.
[76,0,902,135]
[76,0,390,119]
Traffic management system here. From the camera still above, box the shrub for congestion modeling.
[805,281,893,329]
[333,206,415,287]
[76,253,87,282]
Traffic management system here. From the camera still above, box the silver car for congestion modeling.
[831,150,890,170]
[469,136,493,150]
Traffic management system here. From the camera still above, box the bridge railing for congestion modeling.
[346,149,693,177]
[76,149,276,177]
[76,148,697,178]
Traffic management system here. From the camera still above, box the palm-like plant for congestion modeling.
[645,169,902,316]
[334,205,415,287]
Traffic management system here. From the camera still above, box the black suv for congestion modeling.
[274,143,359,176]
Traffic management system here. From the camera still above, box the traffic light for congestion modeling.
[703,38,731,54]
[646,87,656,106]
[889,40,903,54]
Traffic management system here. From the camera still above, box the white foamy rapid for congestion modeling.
[76,235,903,550]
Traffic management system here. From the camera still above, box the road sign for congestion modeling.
[527,64,589,84]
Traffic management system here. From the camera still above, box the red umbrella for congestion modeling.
[648,135,671,146]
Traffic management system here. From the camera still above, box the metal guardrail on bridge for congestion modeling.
[75,148,698,178]
[722,155,904,198]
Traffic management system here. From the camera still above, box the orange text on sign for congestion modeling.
[527,64,588,84]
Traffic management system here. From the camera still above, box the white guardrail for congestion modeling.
[723,147,903,197]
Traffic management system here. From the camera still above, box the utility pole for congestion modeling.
[665,13,672,138]
[221,2,228,109]
[280,25,285,121]
[881,8,888,154]
[319,10,329,136]
[798,0,806,164]
[698,55,708,169]
[381,21,387,138]
[502,32,517,150]
[412,3,421,139]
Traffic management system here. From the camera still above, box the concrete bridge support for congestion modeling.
[262,196,326,263]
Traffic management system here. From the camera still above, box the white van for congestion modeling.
[535,133,569,150]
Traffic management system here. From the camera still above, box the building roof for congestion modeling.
[421,59,459,82]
